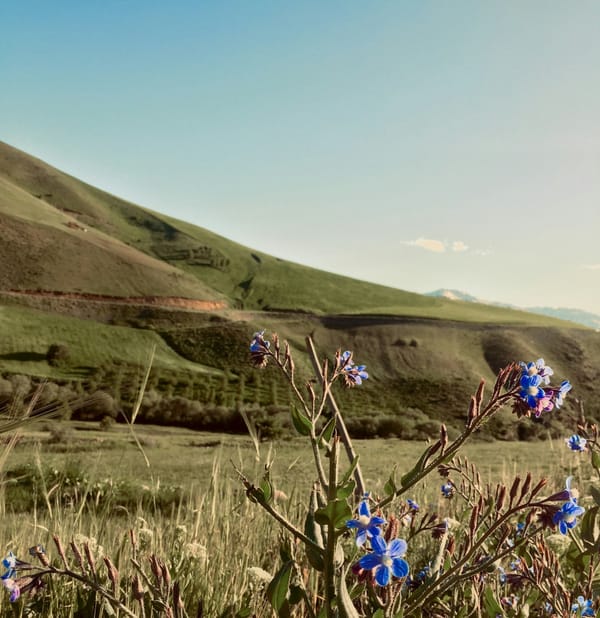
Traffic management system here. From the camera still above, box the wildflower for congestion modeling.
[346,498,386,547]
[337,351,369,387]
[441,482,454,499]
[249,330,270,368]
[534,396,554,417]
[572,596,595,617]
[553,499,585,535]
[407,499,419,511]
[566,434,587,452]
[247,566,272,584]
[555,380,572,408]
[358,536,409,586]
[185,543,208,562]
[519,373,546,409]
[520,359,554,384]
[1,552,16,580]
[1,577,20,602]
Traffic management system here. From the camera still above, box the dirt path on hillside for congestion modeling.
[2,289,227,311]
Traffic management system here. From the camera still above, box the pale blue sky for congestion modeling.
[3,2,600,313]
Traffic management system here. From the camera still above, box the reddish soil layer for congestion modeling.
[4,289,226,312]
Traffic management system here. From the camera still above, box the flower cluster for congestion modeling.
[551,478,586,536]
[1,552,20,602]
[514,359,571,417]
[249,330,271,368]
[346,497,409,586]
[571,596,595,617]
[336,350,369,387]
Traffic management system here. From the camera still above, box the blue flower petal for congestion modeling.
[371,535,387,554]
[392,558,410,578]
[388,539,407,558]
[375,565,391,586]
[359,553,381,570]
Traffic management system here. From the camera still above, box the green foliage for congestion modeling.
[46,343,71,368]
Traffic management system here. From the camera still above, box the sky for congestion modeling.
[2,1,600,313]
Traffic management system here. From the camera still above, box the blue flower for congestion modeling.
[358,536,409,586]
[519,373,546,409]
[441,482,454,498]
[249,330,270,367]
[346,499,386,547]
[1,577,20,603]
[572,596,595,616]
[407,499,420,511]
[338,351,369,387]
[566,434,587,452]
[555,380,572,408]
[1,552,16,580]
[520,359,554,384]
[553,499,585,535]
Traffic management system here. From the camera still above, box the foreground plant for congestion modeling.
[236,334,599,617]
[1,533,191,617]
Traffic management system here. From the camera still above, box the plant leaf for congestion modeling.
[266,560,293,616]
[290,405,312,436]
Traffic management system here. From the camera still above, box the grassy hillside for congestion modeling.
[0,139,583,324]
[1,140,598,441]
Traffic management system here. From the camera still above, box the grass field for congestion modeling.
[0,420,592,616]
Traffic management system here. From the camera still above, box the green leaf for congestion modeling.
[260,478,274,505]
[290,405,312,436]
[319,416,336,447]
[266,560,293,616]
[315,499,352,529]
[593,451,600,473]
[589,484,600,507]
[579,506,600,549]
[482,586,503,617]
[372,610,385,618]
[384,466,397,497]
[304,489,325,571]
[335,479,356,500]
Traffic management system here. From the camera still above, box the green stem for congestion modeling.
[376,392,516,510]
[324,438,340,618]
[305,337,366,497]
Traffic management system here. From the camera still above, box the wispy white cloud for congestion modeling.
[403,238,475,254]
[403,237,446,253]
[451,240,468,252]
[582,264,600,270]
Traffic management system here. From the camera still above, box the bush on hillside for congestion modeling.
[46,343,71,368]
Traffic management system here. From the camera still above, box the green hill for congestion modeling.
[1,139,597,440]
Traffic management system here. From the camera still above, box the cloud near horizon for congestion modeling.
[582,264,600,270]
[403,238,470,253]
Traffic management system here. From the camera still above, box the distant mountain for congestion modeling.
[427,289,600,330]
[426,289,479,303]
[528,307,600,331]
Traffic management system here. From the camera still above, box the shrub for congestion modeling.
[46,343,71,368]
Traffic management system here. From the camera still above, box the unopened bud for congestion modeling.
[53,535,69,569]
[496,485,506,512]
[132,574,145,601]
[83,543,97,579]
[509,477,521,506]
[440,424,448,450]
[103,557,119,595]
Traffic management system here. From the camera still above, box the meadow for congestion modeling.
[0,419,594,617]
